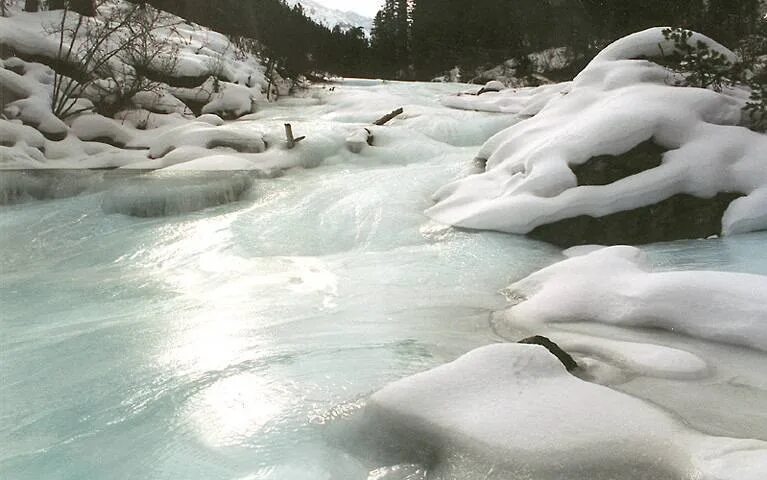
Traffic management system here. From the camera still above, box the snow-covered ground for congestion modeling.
[2,11,766,480]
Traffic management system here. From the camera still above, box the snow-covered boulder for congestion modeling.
[69,114,136,147]
[357,343,767,479]
[131,90,190,116]
[147,122,266,158]
[430,28,767,246]
[504,246,767,351]
[0,121,47,151]
[201,81,259,119]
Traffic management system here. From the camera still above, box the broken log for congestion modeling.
[373,107,404,126]
[518,335,578,371]
[284,123,305,149]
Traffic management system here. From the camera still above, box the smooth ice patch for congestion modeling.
[101,171,255,217]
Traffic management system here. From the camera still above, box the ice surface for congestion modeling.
[101,171,255,216]
[1,80,567,480]
[429,28,767,238]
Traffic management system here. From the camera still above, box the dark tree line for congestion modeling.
[370,0,766,80]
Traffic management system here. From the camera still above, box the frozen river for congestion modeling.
[1,81,766,479]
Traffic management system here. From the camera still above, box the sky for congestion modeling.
[313,0,381,17]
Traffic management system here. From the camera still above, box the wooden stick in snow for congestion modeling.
[346,127,373,153]
[284,123,305,149]
[373,107,404,126]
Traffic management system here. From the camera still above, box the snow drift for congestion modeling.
[429,28,767,244]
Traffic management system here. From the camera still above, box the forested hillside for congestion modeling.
[370,0,767,80]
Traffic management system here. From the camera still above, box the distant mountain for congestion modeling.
[284,0,373,35]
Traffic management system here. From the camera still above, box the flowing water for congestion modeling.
[1,81,765,479]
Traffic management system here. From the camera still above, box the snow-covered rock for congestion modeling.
[475,46,577,87]
[430,28,767,245]
[504,246,767,351]
[201,81,259,118]
[0,2,268,160]
[146,123,266,159]
[442,82,569,115]
[69,114,137,147]
[359,343,767,479]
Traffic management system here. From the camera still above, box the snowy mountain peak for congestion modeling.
[284,0,373,35]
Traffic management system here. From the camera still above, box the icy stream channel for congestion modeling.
[1,81,766,479]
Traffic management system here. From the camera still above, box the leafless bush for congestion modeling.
[47,0,183,118]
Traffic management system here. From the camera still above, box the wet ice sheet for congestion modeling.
[0,80,559,480]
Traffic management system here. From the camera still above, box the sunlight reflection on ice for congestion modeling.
[185,373,289,447]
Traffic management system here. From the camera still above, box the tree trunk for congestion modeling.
[70,0,96,16]
[48,0,96,16]
[24,0,40,12]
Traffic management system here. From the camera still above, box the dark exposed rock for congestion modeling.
[518,335,578,371]
[525,139,745,247]
[529,192,744,247]
[572,140,665,186]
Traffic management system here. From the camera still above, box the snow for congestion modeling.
[69,113,137,146]
[429,28,767,238]
[201,82,259,118]
[504,246,767,351]
[0,2,268,166]
[146,122,266,158]
[362,343,767,479]
[284,0,373,35]
[441,82,569,115]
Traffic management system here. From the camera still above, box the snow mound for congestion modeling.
[552,333,709,380]
[147,123,266,158]
[101,171,254,217]
[69,114,136,147]
[441,82,569,115]
[360,343,767,479]
[0,121,46,150]
[201,82,259,118]
[429,28,767,242]
[505,246,767,351]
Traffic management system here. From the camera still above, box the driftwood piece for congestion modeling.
[284,123,306,149]
[373,107,404,126]
[518,335,578,371]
